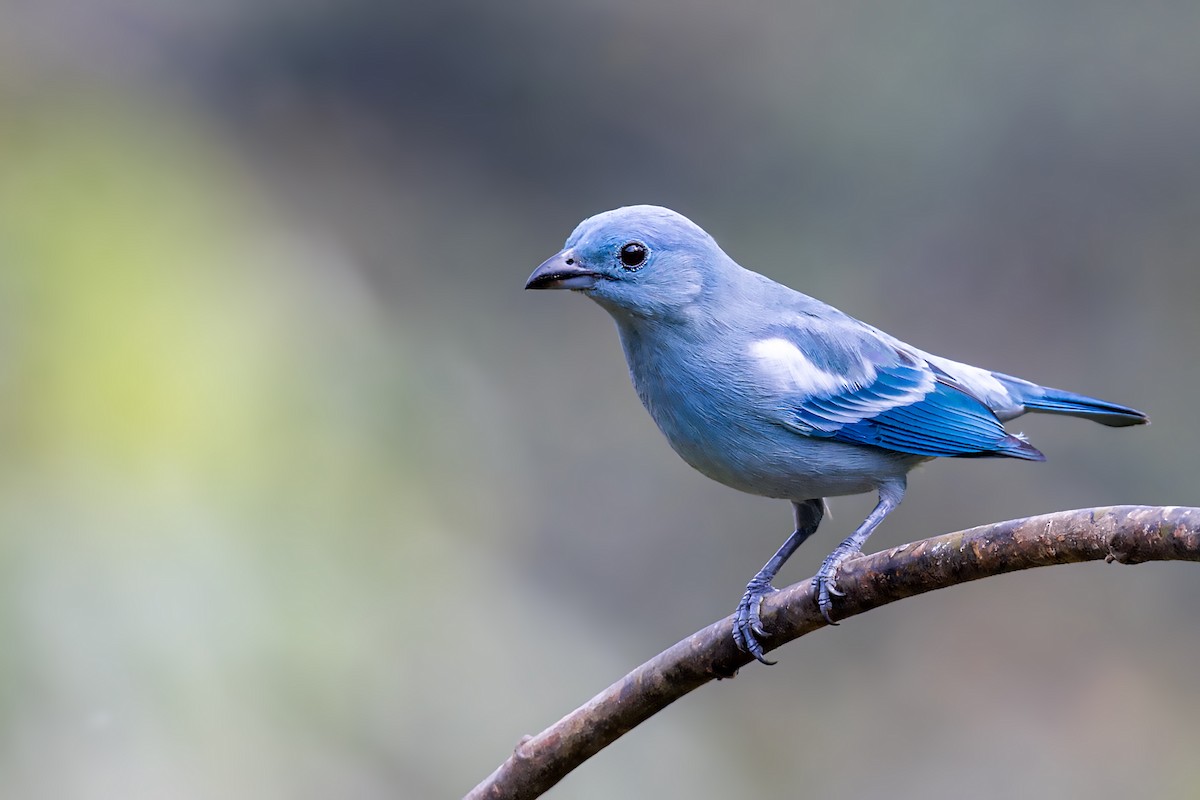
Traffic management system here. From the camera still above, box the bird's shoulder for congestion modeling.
[734,291,906,394]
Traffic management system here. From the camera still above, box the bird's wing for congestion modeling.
[747,320,1043,460]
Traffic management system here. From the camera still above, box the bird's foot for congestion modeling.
[733,577,778,665]
[813,546,861,625]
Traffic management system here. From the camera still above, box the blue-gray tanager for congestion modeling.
[526,205,1147,664]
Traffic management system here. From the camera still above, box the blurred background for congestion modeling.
[1,1,1198,797]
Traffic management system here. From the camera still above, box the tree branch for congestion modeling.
[466,505,1200,800]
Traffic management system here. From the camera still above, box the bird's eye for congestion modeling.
[619,241,648,270]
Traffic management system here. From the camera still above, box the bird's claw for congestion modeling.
[815,574,840,625]
[813,548,860,625]
[733,580,777,665]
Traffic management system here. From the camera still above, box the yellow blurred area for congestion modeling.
[0,92,495,797]
[4,98,329,485]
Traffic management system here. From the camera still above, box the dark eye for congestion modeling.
[619,241,648,270]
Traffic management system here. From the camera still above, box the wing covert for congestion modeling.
[749,324,1043,460]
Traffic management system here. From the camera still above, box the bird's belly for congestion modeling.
[658,414,919,501]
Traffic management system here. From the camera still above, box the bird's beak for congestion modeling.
[525,250,601,290]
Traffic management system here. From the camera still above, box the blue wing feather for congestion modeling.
[752,322,1044,461]
[789,362,1044,461]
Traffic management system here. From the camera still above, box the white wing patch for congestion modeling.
[922,354,1011,405]
[751,337,948,437]
[750,337,859,395]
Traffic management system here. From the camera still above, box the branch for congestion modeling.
[466,505,1200,800]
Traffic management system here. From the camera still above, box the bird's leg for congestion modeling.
[734,498,825,664]
[814,478,906,624]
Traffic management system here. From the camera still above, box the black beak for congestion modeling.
[525,251,602,290]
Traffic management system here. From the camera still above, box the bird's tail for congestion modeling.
[994,373,1149,427]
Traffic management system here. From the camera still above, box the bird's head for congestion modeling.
[525,205,729,321]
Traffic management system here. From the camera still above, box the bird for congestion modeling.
[525,205,1148,664]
